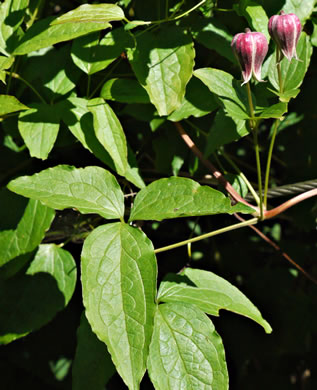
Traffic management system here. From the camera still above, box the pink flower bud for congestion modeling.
[268,11,302,62]
[231,29,268,86]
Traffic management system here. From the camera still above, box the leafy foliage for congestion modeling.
[1,1,316,389]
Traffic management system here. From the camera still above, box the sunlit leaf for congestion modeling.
[128,26,195,116]
[147,302,229,390]
[129,177,255,221]
[81,222,157,389]
[158,268,272,333]
[8,165,125,220]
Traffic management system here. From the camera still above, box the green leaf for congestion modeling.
[72,313,116,390]
[0,55,14,71]
[267,87,300,103]
[88,98,128,175]
[81,222,157,390]
[18,103,60,160]
[269,112,304,138]
[268,33,312,92]
[128,26,195,116]
[0,94,29,116]
[60,97,115,168]
[311,19,317,47]
[194,68,250,120]
[257,102,288,119]
[191,17,235,63]
[51,4,125,25]
[234,1,269,42]
[7,165,125,220]
[0,244,77,344]
[282,0,315,23]
[62,98,145,189]
[101,78,150,104]
[205,109,248,156]
[168,77,218,121]
[0,0,28,54]
[157,268,272,333]
[13,16,112,55]
[147,302,229,390]
[71,28,133,75]
[129,177,255,222]
[0,190,55,267]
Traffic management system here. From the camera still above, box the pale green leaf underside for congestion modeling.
[129,177,255,222]
[81,222,157,390]
[194,68,250,120]
[72,313,116,390]
[268,33,312,93]
[7,165,124,220]
[51,4,125,25]
[258,102,288,119]
[0,198,55,267]
[88,98,128,175]
[128,26,195,116]
[0,94,29,116]
[0,244,76,344]
[157,268,272,334]
[147,302,229,390]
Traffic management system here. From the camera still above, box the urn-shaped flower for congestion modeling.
[231,29,268,85]
[268,11,302,62]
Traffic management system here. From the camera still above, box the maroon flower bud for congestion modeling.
[268,11,302,62]
[231,28,268,86]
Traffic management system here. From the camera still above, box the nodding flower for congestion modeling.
[268,11,302,62]
[231,29,268,86]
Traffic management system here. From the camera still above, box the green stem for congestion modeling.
[154,217,258,253]
[263,49,284,209]
[5,71,46,103]
[87,74,91,98]
[263,119,279,207]
[88,58,122,99]
[276,49,283,94]
[222,151,260,206]
[128,0,206,26]
[246,81,264,219]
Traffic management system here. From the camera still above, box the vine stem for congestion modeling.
[234,213,317,284]
[174,122,260,214]
[154,217,258,253]
[246,82,264,219]
[264,188,317,219]
[6,71,46,104]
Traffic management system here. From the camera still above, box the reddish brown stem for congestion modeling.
[174,122,259,213]
[234,213,317,285]
[264,188,317,220]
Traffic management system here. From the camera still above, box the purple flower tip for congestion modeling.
[231,30,268,86]
[268,11,302,62]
